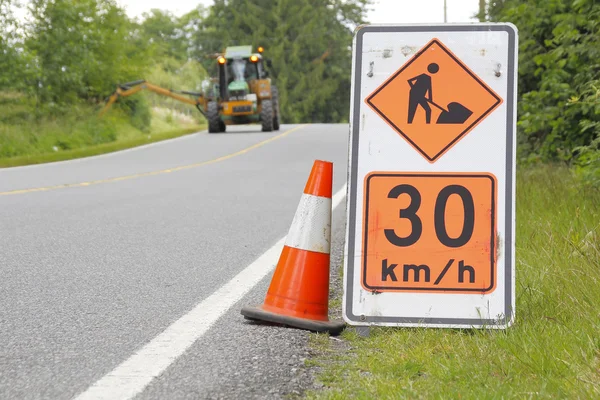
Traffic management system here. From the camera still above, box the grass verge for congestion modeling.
[306,165,600,399]
[0,125,205,168]
[0,92,207,168]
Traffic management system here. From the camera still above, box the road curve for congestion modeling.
[0,123,349,400]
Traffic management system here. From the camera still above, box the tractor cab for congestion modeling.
[217,45,271,101]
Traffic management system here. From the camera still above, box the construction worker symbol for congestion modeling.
[366,38,503,162]
[407,63,473,125]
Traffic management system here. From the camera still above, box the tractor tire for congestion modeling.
[271,86,280,131]
[207,101,221,133]
[261,99,274,132]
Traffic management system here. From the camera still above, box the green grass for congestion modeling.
[0,125,204,168]
[0,92,206,168]
[306,165,600,400]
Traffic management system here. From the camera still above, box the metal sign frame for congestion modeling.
[343,23,518,329]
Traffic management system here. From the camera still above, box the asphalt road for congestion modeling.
[0,123,349,400]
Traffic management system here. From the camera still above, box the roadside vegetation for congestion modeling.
[0,0,369,166]
[487,0,599,186]
[0,1,209,165]
[307,165,600,399]
[305,0,600,398]
[1,0,596,173]
[0,91,203,167]
[2,0,598,394]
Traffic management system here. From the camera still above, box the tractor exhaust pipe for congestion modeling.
[218,62,228,101]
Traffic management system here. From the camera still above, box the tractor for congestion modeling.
[99,45,280,133]
[205,45,280,133]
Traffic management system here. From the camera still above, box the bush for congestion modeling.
[82,117,118,145]
[490,0,600,169]
[574,138,600,187]
[118,95,152,133]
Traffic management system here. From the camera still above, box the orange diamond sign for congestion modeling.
[365,38,503,162]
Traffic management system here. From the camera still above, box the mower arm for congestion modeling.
[99,80,208,118]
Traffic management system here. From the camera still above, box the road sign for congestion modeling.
[363,173,497,293]
[366,39,503,162]
[343,23,518,329]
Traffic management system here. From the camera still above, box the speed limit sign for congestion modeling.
[343,23,518,329]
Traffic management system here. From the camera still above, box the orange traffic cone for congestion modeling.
[241,160,346,335]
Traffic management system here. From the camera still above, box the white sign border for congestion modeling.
[343,23,518,329]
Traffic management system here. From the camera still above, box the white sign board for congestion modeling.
[342,23,518,329]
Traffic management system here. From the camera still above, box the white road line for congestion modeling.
[73,183,347,400]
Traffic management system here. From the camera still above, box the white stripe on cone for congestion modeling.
[285,193,332,254]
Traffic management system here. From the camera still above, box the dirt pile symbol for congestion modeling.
[366,38,503,162]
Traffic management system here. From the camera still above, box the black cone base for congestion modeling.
[241,305,346,336]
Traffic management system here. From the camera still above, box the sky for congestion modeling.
[116,0,481,24]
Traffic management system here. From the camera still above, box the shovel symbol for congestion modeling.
[427,99,473,124]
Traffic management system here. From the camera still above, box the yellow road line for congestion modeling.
[1,125,306,196]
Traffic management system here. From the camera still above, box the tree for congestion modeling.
[189,0,371,123]
[476,0,487,21]
[139,9,188,61]
[24,0,150,107]
[0,0,26,90]
[485,0,599,167]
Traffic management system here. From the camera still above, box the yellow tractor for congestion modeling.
[99,45,280,133]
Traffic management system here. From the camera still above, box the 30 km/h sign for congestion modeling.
[363,173,497,293]
[343,24,518,329]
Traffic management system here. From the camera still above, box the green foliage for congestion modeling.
[138,8,198,61]
[487,0,600,184]
[145,58,209,124]
[118,95,152,133]
[0,101,119,158]
[192,0,372,124]
[0,0,208,163]
[574,143,600,187]
[0,124,202,167]
[2,0,371,131]
[24,0,149,107]
[571,80,600,186]
[0,91,201,160]
[307,166,600,400]
[0,0,28,90]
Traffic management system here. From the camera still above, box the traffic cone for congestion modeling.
[241,160,346,335]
